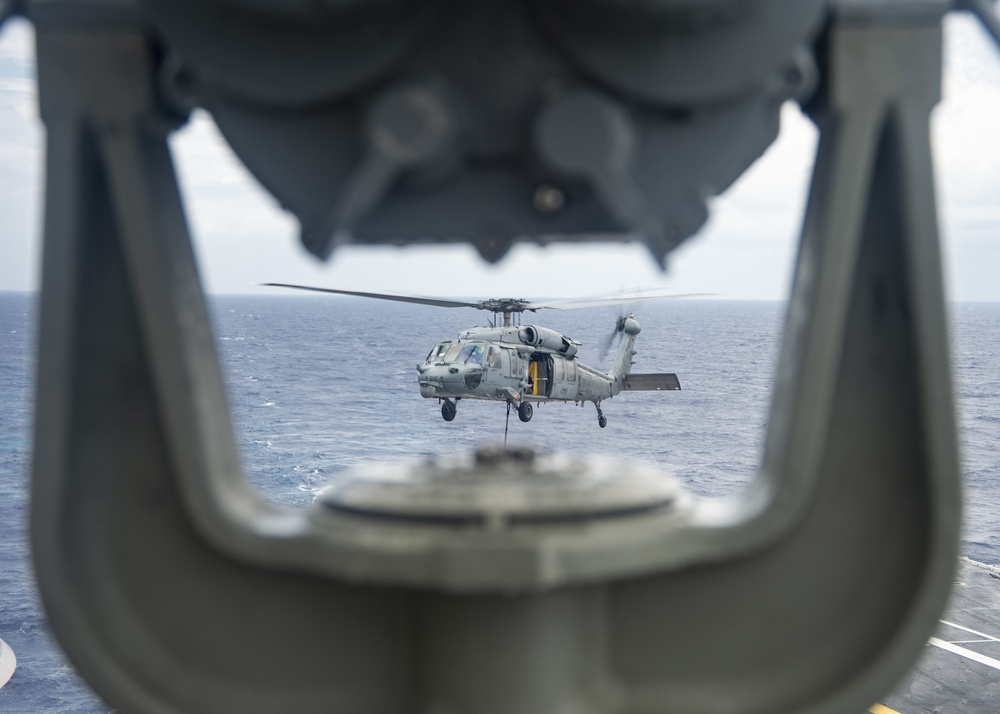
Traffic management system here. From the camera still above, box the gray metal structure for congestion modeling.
[6,0,999,712]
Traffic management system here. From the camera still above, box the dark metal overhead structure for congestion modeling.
[143,0,826,266]
[11,0,995,711]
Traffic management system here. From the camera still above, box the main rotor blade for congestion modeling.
[261,284,483,309]
[528,292,716,310]
[263,284,716,312]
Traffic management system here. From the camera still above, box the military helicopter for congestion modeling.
[264,284,700,428]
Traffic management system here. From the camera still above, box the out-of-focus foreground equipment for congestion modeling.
[0,637,15,691]
[15,0,999,712]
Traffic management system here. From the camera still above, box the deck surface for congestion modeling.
[874,558,1000,713]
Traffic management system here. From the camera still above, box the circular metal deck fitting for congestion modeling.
[317,447,681,528]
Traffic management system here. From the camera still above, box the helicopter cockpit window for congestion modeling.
[457,343,485,366]
[443,343,464,363]
[486,346,501,369]
[426,342,451,363]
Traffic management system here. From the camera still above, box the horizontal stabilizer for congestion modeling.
[622,373,681,391]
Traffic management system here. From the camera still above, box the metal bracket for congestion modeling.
[27,4,961,714]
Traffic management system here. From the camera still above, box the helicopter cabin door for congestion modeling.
[482,345,507,392]
[528,355,553,397]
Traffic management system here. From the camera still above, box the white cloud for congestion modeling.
[0,19,33,67]
[934,14,1000,302]
[0,20,41,293]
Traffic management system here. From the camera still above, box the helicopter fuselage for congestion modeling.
[416,325,612,404]
[415,317,680,427]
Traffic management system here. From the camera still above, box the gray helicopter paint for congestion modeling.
[416,316,670,414]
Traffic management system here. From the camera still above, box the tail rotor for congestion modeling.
[600,311,632,362]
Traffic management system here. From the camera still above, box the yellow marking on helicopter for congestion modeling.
[869,704,901,714]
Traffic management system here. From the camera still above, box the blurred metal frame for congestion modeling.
[25,1,963,712]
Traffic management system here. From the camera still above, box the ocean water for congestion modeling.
[1,292,998,712]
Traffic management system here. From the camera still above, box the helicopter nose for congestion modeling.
[443,367,469,393]
[464,367,483,390]
[420,364,467,393]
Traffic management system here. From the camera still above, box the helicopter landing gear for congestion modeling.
[596,402,607,429]
[441,398,457,422]
[518,401,533,423]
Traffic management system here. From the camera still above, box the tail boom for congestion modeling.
[621,373,681,391]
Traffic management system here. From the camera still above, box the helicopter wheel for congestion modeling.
[598,415,607,429]
[517,402,533,423]
[441,399,457,422]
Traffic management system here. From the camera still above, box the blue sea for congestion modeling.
[1,292,999,712]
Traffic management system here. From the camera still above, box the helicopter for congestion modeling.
[264,284,699,428]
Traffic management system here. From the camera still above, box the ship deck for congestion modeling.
[874,558,1000,713]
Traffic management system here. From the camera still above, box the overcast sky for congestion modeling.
[1,14,998,300]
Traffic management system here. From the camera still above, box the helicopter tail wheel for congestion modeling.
[596,403,607,428]
[441,399,457,422]
[517,401,533,423]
